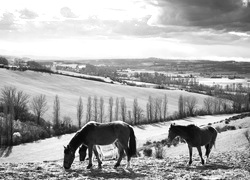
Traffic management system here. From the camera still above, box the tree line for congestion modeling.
[1,84,249,147]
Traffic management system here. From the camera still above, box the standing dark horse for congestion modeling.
[168,124,217,165]
[63,121,137,169]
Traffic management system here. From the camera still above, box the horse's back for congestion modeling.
[199,126,217,146]
[83,121,131,146]
[208,126,217,134]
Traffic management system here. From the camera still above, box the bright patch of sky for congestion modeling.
[0,0,250,61]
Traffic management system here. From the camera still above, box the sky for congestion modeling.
[0,0,250,61]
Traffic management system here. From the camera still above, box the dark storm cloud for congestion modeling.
[150,0,250,31]
[19,9,38,19]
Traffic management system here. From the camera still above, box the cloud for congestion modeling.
[148,0,250,31]
[0,12,16,30]
[60,7,77,18]
[19,8,38,19]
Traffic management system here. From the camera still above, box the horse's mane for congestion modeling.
[69,122,94,151]
[186,124,199,129]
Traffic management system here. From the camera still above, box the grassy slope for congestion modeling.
[0,116,249,179]
[0,69,211,125]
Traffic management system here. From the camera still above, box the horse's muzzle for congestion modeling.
[63,162,71,169]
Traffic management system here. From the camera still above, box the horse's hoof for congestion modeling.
[126,165,131,169]
[87,164,93,169]
[98,164,102,169]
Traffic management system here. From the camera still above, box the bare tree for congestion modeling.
[133,98,139,124]
[30,94,48,125]
[146,103,150,122]
[163,94,168,120]
[99,97,104,123]
[120,97,127,122]
[14,90,29,120]
[203,97,213,114]
[147,96,154,122]
[53,95,60,128]
[86,96,92,122]
[77,97,83,128]
[109,97,113,122]
[1,86,16,145]
[155,98,162,121]
[178,95,185,118]
[115,97,119,121]
[127,110,131,124]
[63,116,72,128]
[93,96,98,121]
[1,86,29,121]
[186,96,198,116]
[137,107,143,124]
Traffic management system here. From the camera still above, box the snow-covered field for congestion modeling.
[0,114,237,163]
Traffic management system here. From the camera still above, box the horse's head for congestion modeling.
[78,145,87,161]
[63,145,75,169]
[168,124,178,142]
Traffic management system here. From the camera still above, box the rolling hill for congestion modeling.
[0,68,212,125]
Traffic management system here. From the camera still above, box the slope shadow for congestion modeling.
[174,162,235,171]
[0,146,13,158]
[67,167,146,179]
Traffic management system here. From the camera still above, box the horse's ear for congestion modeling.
[63,145,66,149]
[170,123,175,127]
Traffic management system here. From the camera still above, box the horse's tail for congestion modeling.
[209,126,218,149]
[128,125,137,157]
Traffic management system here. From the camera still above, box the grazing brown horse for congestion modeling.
[168,124,217,165]
[63,121,137,169]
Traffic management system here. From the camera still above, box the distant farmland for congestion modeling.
[0,69,212,125]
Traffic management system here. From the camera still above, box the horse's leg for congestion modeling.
[119,137,132,169]
[93,146,102,168]
[188,145,193,165]
[197,146,205,165]
[87,145,93,169]
[98,145,104,161]
[114,142,125,169]
[205,144,211,164]
[113,142,119,159]
[122,142,131,169]
[205,144,211,161]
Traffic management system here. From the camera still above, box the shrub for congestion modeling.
[144,140,152,146]
[225,120,230,124]
[143,147,153,157]
[228,125,236,130]
[215,125,236,133]
[161,139,167,145]
[155,143,164,159]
